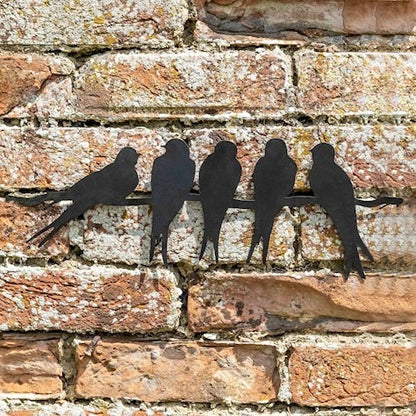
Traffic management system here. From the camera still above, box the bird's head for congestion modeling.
[214,140,237,158]
[163,139,190,157]
[264,139,287,159]
[115,147,140,165]
[311,143,335,163]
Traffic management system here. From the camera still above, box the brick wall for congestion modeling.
[0,1,415,415]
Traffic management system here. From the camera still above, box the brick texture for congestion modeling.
[0,0,188,49]
[187,124,416,196]
[296,51,416,117]
[0,127,176,192]
[300,203,416,266]
[75,340,279,402]
[290,346,416,406]
[0,264,181,333]
[74,203,296,267]
[0,200,69,260]
[72,50,291,121]
[0,336,62,398]
[0,54,73,117]
[188,272,416,333]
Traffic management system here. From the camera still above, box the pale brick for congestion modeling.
[0,335,62,398]
[72,50,291,121]
[0,200,69,260]
[0,54,74,117]
[188,272,416,333]
[74,203,296,267]
[0,127,176,192]
[75,340,279,402]
[0,0,188,49]
[300,203,416,267]
[0,264,181,333]
[290,345,416,406]
[295,51,416,117]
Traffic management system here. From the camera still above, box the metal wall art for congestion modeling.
[7,139,403,279]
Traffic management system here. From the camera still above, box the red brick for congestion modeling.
[0,335,62,398]
[0,201,69,260]
[75,340,279,403]
[0,264,181,333]
[290,345,416,406]
[73,50,291,121]
[0,54,73,116]
[343,0,377,33]
[375,1,416,34]
[295,51,416,117]
[188,272,416,333]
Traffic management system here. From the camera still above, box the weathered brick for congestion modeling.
[0,335,62,398]
[344,0,416,34]
[0,0,188,49]
[194,20,307,47]
[295,51,416,117]
[300,203,416,267]
[72,50,291,121]
[0,54,74,117]
[75,203,296,267]
[199,0,344,34]
[0,127,176,192]
[75,340,279,402]
[3,125,414,194]
[186,124,416,196]
[0,200,69,260]
[188,272,416,333]
[290,345,416,406]
[0,264,181,333]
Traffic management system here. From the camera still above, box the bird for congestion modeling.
[247,139,297,264]
[309,143,374,279]
[149,139,195,265]
[24,147,140,247]
[199,141,242,262]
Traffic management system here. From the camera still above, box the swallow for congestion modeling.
[247,139,297,264]
[150,139,195,265]
[309,143,374,279]
[25,147,140,247]
[199,141,242,262]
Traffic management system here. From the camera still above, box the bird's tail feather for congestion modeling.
[344,245,366,280]
[150,226,169,265]
[29,201,91,247]
[199,233,208,261]
[247,232,260,264]
[356,234,374,262]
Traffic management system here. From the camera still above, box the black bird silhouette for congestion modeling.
[309,143,374,279]
[247,139,297,264]
[199,141,242,262]
[23,147,140,247]
[150,139,195,265]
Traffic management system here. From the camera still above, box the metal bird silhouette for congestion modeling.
[150,139,195,265]
[309,143,374,279]
[16,147,140,247]
[199,141,242,262]
[247,139,297,264]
